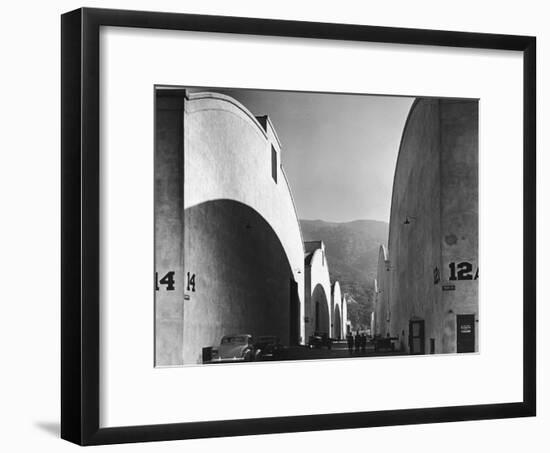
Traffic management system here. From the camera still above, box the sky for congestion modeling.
[188,87,414,223]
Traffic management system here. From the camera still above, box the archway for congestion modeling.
[311,283,330,335]
[333,305,342,339]
[182,199,296,364]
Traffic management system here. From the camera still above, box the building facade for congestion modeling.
[155,90,306,365]
[374,98,478,355]
[155,90,347,366]
[331,281,344,339]
[303,241,332,340]
[373,245,391,338]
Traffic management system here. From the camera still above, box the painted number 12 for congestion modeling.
[449,262,479,281]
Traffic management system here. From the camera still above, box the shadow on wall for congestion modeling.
[333,304,342,339]
[180,198,301,364]
[311,283,330,336]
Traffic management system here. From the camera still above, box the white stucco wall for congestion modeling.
[374,245,391,338]
[384,98,478,354]
[184,92,305,275]
[155,91,307,365]
[304,242,332,339]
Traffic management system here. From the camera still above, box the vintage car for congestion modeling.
[373,335,397,352]
[210,334,258,363]
[254,335,285,360]
[308,332,332,349]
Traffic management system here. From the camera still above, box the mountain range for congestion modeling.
[300,219,389,330]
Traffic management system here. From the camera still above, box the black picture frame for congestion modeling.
[61,7,536,446]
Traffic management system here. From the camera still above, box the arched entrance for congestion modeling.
[311,283,330,335]
[333,305,342,339]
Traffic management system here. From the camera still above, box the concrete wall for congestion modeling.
[373,245,391,338]
[380,98,478,354]
[342,297,348,335]
[155,91,305,365]
[304,241,332,339]
[439,101,479,353]
[155,92,186,366]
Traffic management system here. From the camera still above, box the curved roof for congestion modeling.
[388,98,421,252]
[305,248,323,266]
[187,91,269,141]
[187,91,306,257]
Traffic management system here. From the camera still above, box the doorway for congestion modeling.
[456,314,475,353]
[408,320,425,354]
[289,279,300,345]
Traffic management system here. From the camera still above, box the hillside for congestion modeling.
[300,219,388,330]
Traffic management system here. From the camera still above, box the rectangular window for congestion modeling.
[271,145,277,183]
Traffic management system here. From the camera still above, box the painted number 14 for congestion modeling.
[186,272,196,292]
[154,271,196,291]
[155,271,175,291]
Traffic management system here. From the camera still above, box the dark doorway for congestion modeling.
[456,314,475,353]
[333,305,342,339]
[289,279,300,345]
[408,320,425,354]
[315,301,320,331]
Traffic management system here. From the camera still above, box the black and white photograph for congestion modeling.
[0,0,543,450]
[154,87,479,367]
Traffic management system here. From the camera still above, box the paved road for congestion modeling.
[277,340,403,361]
[204,340,404,365]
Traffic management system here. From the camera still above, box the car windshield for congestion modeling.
[221,336,248,345]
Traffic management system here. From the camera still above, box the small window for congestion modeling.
[271,145,277,183]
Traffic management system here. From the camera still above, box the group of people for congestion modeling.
[346,331,368,354]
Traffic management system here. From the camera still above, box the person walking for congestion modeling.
[361,333,367,353]
[346,332,354,354]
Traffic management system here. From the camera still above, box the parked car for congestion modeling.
[308,332,332,349]
[210,334,258,363]
[373,335,397,352]
[254,335,285,360]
